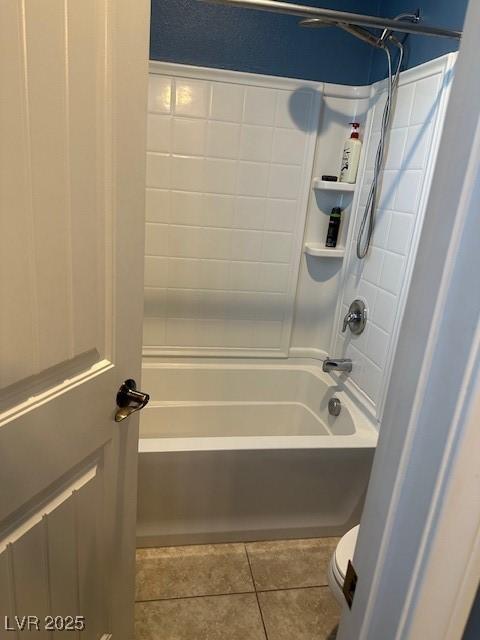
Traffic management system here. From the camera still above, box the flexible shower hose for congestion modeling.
[356,40,404,259]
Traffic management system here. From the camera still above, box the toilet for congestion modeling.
[328,525,360,605]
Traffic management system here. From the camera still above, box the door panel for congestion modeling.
[67,0,106,358]
[24,0,74,370]
[46,496,81,634]
[0,0,149,637]
[0,464,105,638]
[9,527,51,640]
[0,553,12,622]
[1,0,109,391]
[0,0,38,386]
[0,365,113,523]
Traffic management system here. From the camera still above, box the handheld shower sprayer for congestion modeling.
[355,12,419,258]
[299,13,418,259]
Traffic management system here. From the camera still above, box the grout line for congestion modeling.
[146,185,298,205]
[135,535,341,551]
[256,584,330,594]
[145,220,293,235]
[147,149,303,168]
[244,544,270,640]
[243,543,257,592]
[135,590,256,604]
[144,285,287,295]
[144,254,291,265]
[148,112,305,134]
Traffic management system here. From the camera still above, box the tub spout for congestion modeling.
[322,358,353,373]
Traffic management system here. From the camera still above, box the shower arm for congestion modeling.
[338,23,385,48]
[198,0,462,40]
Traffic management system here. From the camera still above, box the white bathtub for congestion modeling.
[137,360,377,546]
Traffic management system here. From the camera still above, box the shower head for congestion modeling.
[298,17,336,28]
[299,17,383,48]
[338,24,384,48]
[299,11,421,49]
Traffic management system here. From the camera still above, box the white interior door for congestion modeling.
[0,1,149,638]
[337,1,479,639]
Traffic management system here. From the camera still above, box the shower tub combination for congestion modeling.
[137,360,377,546]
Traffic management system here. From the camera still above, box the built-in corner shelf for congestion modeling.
[312,178,356,193]
[304,243,345,258]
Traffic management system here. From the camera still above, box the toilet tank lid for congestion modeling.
[335,525,360,578]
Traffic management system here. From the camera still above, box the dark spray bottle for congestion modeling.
[325,207,342,248]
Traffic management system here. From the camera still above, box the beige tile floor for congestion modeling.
[135,537,341,640]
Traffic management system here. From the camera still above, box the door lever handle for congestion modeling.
[115,379,150,423]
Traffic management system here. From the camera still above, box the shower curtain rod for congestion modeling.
[199,0,462,40]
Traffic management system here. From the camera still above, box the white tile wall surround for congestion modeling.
[144,62,321,355]
[143,56,455,420]
[290,86,372,360]
[332,54,456,421]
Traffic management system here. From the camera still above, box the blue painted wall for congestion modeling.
[150,0,467,86]
[150,0,380,85]
[370,0,467,81]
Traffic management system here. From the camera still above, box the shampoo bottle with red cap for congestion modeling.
[339,122,362,184]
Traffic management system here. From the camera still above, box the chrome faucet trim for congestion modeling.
[322,358,353,373]
[342,299,367,335]
[342,310,358,332]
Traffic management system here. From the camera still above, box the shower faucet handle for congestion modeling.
[342,300,367,335]
[342,311,357,333]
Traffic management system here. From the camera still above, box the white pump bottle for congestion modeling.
[339,122,362,184]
